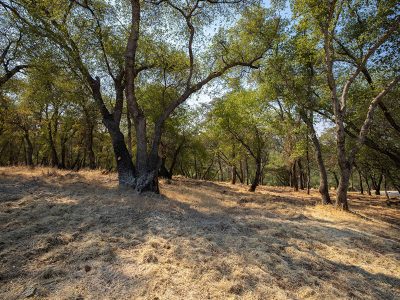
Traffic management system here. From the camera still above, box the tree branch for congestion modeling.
[349,75,400,160]
[0,64,28,87]
[340,16,400,111]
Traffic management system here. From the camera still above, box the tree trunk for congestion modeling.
[179,162,187,177]
[159,157,171,179]
[35,149,39,165]
[334,109,351,210]
[375,173,383,195]
[298,159,304,190]
[104,116,136,186]
[123,0,159,193]
[134,116,148,176]
[0,143,6,164]
[60,138,67,169]
[68,143,73,168]
[201,156,215,180]
[313,152,331,204]
[14,139,23,165]
[333,172,339,189]
[383,175,389,200]
[136,153,160,193]
[231,165,237,185]
[249,156,261,192]
[260,167,264,185]
[85,122,96,169]
[24,132,34,167]
[231,143,236,185]
[47,122,59,168]
[306,135,311,195]
[292,160,298,192]
[127,108,133,156]
[218,155,223,181]
[336,165,350,210]
[245,156,249,185]
[322,23,348,209]
[358,169,364,194]
[239,159,244,184]
[41,155,48,166]
[364,175,372,195]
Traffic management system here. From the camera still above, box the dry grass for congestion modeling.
[0,167,399,300]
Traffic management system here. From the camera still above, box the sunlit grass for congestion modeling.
[0,167,399,299]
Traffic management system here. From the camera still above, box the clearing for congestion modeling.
[0,167,399,300]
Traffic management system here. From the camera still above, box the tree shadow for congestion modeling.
[0,171,399,299]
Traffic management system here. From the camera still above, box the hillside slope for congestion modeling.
[0,167,399,299]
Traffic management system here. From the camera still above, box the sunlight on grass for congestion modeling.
[0,167,399,299]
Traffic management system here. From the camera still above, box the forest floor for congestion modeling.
[0,167,399,300]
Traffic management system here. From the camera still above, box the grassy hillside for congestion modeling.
[0,167,399,299]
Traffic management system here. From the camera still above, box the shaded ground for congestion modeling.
[0,167,399,300]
